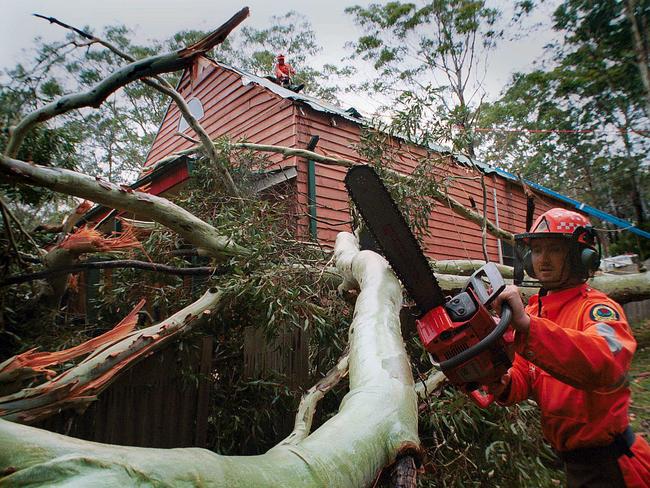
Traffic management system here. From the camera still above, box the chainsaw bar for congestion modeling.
[344,165,446,315]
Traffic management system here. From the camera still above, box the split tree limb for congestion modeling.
[0,155,247,259]
[415,371,446,401]
[0,288,224,424]
[0,300,145,387]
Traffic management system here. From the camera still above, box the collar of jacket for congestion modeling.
[527,283,590,319]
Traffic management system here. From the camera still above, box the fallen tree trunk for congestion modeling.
[588,272,650,304]
[0,232,420,487]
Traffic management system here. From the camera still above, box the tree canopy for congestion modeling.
[478,0,649,254]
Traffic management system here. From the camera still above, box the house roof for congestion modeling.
[213,60,649,239]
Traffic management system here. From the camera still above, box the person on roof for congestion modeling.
[273,54,304,93]
[487,208,650,487]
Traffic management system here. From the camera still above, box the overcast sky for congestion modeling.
[0,0,560,110]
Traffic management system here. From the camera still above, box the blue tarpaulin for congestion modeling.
[492,167,650,240]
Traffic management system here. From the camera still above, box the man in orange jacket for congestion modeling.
[274,54,304,93]
[489,208,650,487]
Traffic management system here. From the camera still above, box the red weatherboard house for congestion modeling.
[90,55,612,264]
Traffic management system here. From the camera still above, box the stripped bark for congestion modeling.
[0,289,223,424]
[38,225,143,305]
[0,300,145,387]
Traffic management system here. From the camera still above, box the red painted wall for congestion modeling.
[294,107,564,261]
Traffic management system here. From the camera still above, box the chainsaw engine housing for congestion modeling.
[417,288,514,390]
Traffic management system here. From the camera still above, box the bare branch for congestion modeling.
[1,260,223,287]
[33,11,248,196]
[5,8,250,162]
[0,200,24,265]
[0,194,45,257]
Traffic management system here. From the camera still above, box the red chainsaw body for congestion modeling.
[416,290,514,389]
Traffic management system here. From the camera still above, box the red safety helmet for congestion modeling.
[277,54,285,62]
[515,208,600,281]
[522,208,595,245]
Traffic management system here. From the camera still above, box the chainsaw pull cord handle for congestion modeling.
[470,387,494,408]
[437,303,512,371]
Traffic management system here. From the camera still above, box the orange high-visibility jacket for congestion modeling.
[499,283,650,486]
[274,62,295,80]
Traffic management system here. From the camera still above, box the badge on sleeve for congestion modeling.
[589,304,620,322]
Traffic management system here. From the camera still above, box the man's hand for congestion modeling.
[485,372,512,399]
[492,284,531,334]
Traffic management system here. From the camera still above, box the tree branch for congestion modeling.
[0,233,422,486]
[0,155,248,259]
[0,194,45,257]
[0,199,23,265]
[5,8,250,161]
[157,141,516,243]
[0,288,224,424]
[279,350,350,446]
[33,11,248,197]
[1,260,223,287]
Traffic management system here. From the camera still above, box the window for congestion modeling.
[501,240,515,267]
[177,98,204,133]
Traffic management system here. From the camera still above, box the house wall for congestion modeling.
[294,108,566,262]
[144,60,299,174]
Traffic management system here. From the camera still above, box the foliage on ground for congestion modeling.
[630,319,650,435]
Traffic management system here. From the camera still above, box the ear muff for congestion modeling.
[580,247,600,272]
[571,226,601,278]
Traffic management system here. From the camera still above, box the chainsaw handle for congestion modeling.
[438,303,512,371]
[463,262,506,307]
[469,386,494,408]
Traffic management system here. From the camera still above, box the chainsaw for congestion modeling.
[345,165,514,407]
